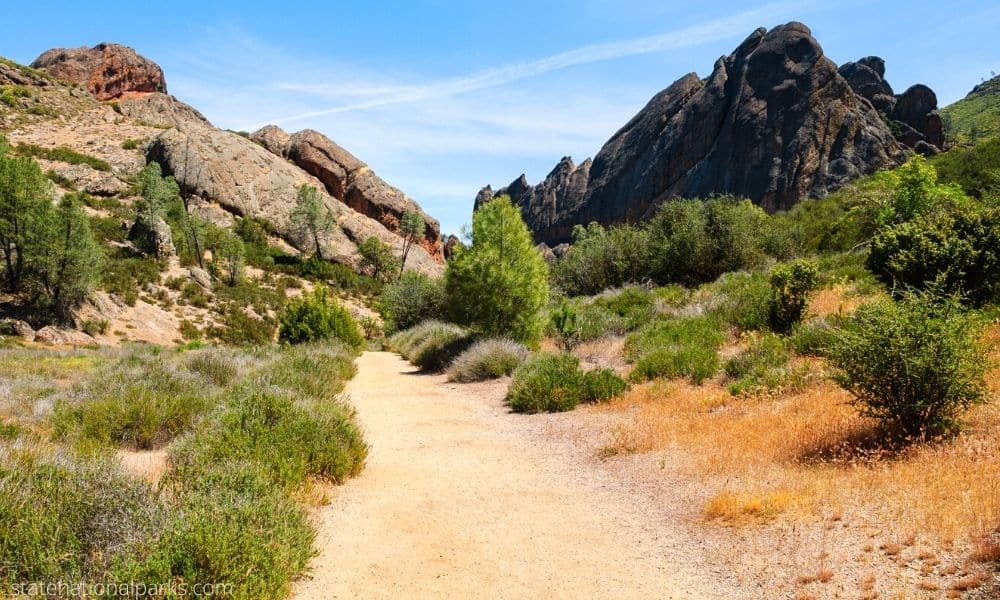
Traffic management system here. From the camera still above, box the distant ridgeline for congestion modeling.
[476,22,954,245]
[941,73,1000,144]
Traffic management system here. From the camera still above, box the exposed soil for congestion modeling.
[292,352,736,599]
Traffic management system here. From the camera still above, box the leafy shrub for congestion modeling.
[867,204,1000,305]
[768,259,819,332]
[647,196,768,285]
[0,445,163,585]
[549,300,580,349]
[14,143,111,172]
[278,287,363,348]
[446,196,549,344]
[171,386,367,489]
[388,320,470,371]
[581,368,627,402]
[573,302,629,341]
[932,136,1000,198]
[121,138,142,150]
[789,316,843,356]
[101,255,161,306]
[447,338,530,382]
[624,315,725,362]
[723,333,803,396]
[828,292,986,438]
[706,272,773,331]
[506,353,585,413]
[120,461,314,600]
[376,272,445,333]
[214,308,277,346]
[52,348,215,449]
[593,286,655,330]
[79,318,109,337]
[629,344,720,384]
[552,223,654,296]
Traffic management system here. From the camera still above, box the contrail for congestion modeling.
[270,1,808,124]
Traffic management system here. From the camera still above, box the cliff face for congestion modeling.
[478,22,924,245]
[31,43,167,100]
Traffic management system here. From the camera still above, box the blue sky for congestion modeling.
[4,1,999,234]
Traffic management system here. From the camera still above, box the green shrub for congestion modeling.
[388,321,471,372]
[629,345,719,384]
[172,385,367,489]
[446,195,549,344]
[552,223,654,296]
[376,271,445,333]
[259,342,357,398]
[593,286,655,330]
[79,318,109,337]
[214,308,277,346]
[101,255,162,306]
[789,316,843,356]
[52,348,215,449]
[0,445,163,585]
[932,136,1000,198]
[828,292,987,438]
[549,300,580,349]
[624,315,725,362]
[768,259,819,332]
[572,302,628,341]
[121,138,142,150]
[180,281,209,308]
[447,338,530,382]
[118,461,314,600]
[706,272,773,331]
[506,353,585,413]
[14,143,111,172]
[723,333,804,396]
[278,287,363,348]
[581,368,627,402]
[867,205,1000,306]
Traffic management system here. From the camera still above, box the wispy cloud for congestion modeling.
[268,1,804,123]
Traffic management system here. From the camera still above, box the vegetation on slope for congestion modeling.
[941,73,1000,144]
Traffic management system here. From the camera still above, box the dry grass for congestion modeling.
[594,325,1000,553]
[804,284,872,319]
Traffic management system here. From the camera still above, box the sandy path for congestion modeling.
[292,352,728,599]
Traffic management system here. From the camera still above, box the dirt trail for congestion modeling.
[292,352,729,599]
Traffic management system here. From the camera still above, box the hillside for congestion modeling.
[476,22,946,245]
[941,73,1000,143]
[0,44,445,345]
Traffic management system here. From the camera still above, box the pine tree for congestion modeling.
[445,195,549,344]
[398,210,425,277]
[33,195,103,313]
[291,184,334,260]
[0,141,52,293]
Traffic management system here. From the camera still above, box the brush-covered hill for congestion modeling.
[941,73,1000,144]
[476,22,948,245]
[0,43,444,346]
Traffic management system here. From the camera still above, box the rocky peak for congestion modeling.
[840,58,944,154]
[476,22,922,245]
[31,43,166,101]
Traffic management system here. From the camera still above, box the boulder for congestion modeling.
[535,243,557,263]
[128,213,174,258]
[250,125,291,157]
[480,22,905,244]
[892,84,945,149]
[443,234,462,260]
[34,326,94,346]
[189,267,213,290]
[146,126,443,276]
[31,43,166,101]
[0,319,35,342]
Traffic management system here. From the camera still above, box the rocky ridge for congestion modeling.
[477,22,937,245]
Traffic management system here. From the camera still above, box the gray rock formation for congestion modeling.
[479,22,907,244]
[147,126,443,275]
[128,213,175,258]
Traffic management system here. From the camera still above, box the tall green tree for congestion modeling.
[215,231,246,286]
[445,195,549,344]
[32,195,103,312]
[398,210,425,277]
[291,184,333,260]
[0,141,52,293]
[358,236,399,282]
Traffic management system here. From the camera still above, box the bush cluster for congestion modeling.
[388,320,472,372]
[447,338,531,382]
[377,271,446,334]
[625,316,725,384]
[506,353,627,413]
[279,286,364,348]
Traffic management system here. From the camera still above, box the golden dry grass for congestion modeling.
[595,325,1000,547]
[804,284,873,319]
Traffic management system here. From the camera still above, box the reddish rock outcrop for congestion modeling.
[31,43,166,101]
[252,126,444,260]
